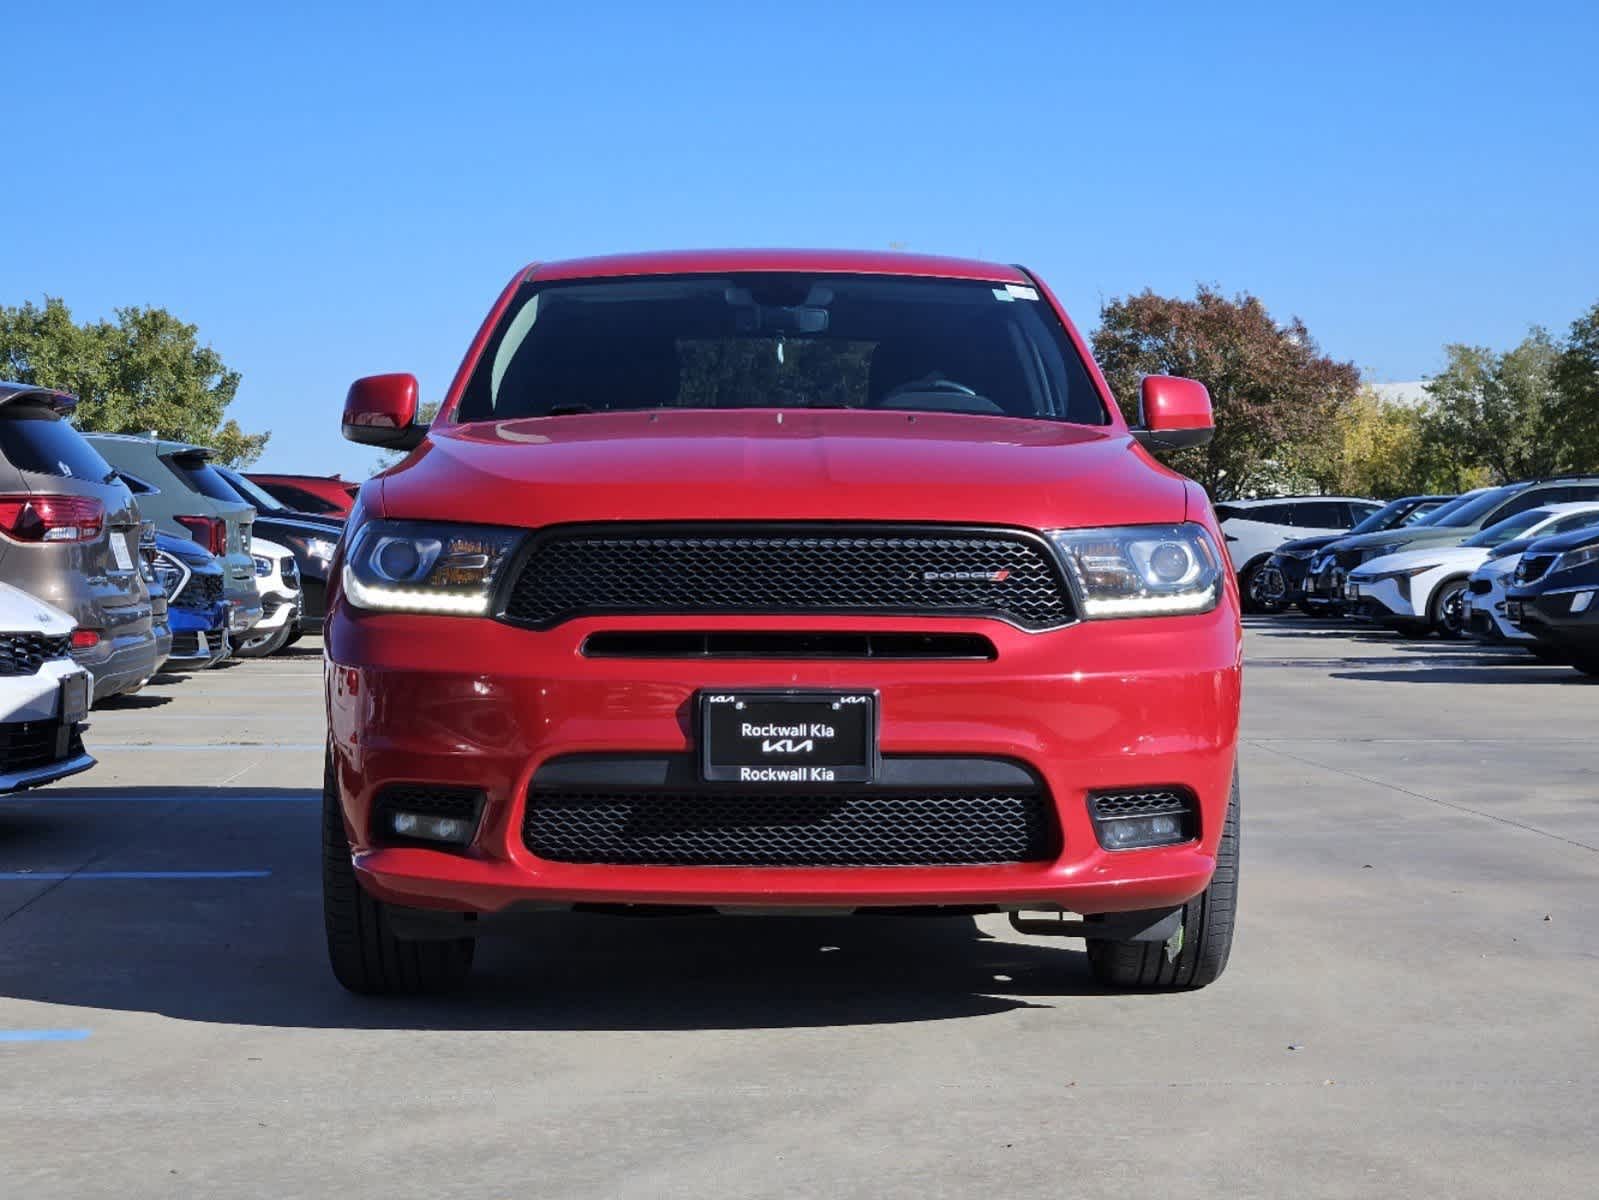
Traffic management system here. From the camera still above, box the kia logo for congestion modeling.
[762,738,815,754]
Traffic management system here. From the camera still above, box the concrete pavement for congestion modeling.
[1,623,1595,1198]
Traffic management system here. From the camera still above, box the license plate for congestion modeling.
[109,533,134,572]
[59,672,90,725]
[1506,600,1524,623]
[700,691,878,784]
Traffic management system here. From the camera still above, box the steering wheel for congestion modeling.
[878,373,979,403]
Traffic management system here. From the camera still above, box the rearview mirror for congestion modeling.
[1132,375,1214,451]
[342,374,427,450]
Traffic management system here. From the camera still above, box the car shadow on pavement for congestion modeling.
[94,691,175,710]
[0,786,1117,1032]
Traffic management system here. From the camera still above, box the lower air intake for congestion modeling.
[525,789,1059,867]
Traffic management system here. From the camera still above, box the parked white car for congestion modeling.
[0,582,95,793]
[233,537,303,658]
[1348,503,1599,638]
[1466,552,1536,645]
[1215,497,1383,610]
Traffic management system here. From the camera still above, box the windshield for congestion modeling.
[1466,508,1559,548]
[217,466,286,512]
[1354,498,1436,535]
[456,274,1109,425]
[1418,486,1519,529]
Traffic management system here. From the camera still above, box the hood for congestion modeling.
[1274,533,1344,557]
[1473,554,1518,579]
[250,535,293,559]
[1522,524,1599,556]
[1327,525,1476,555]
[374,410,1192,531]
[156,531,219,568]
[1351,544,1488,578]
[0,581,76,635]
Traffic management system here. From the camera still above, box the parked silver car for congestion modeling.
[0,384,161,703]
[85,434,263,635]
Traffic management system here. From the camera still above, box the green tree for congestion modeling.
[0,297,268,466]
[1421,332,1569,483]
[1092,286,1361,499]
[1553,300,1599,471]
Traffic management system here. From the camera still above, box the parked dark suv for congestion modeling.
[0,384,160,703]
[1505,525,1599,676]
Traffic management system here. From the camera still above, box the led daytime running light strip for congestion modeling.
[343,568,491,615]
[1079,585,1219,618]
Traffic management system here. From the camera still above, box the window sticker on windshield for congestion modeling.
[993,284,1039,302]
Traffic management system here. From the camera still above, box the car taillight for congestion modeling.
[0,494,106,543]
[71,629,101,649]
[138,519,158,565]
[176,515,226,555]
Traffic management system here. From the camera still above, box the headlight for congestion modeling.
[1278,547,1316,561]
[342,519,523,616]
[306,537,338,562]
[252,555,272,577]
[1363,543,1403,562]
[1047,524,1222,618]
[1551,545,1599,577]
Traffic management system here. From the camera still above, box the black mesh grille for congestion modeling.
[1090,789,1191,819]
[1516,554,1556,585]
[173,573,224,611]
[504,525,1073,630]
[526,789,1058,867]
[0,633,70,676]
[0,719,81,770]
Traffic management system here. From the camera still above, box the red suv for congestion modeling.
[324,250,1242,995]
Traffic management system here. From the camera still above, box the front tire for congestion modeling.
[1429,578,1470,640]
[1086,775,1239,991]
[322,748,475,995]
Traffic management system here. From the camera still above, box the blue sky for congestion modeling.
[5,2,1596,477]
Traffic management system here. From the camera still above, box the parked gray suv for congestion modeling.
[86,434,263,633]
[0,384,161,702]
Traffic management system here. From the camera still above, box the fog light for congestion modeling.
[1100,815,1188,849]
[1572,591,1595,614]
[388,811,474,845]
[1089,788,1197,850]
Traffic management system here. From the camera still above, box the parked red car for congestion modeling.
[324,249,1242,995]
[245,472,359,517]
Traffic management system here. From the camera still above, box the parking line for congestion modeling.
[0,871,271,881]
[0,1029,92,1043]
[88,744,324,752]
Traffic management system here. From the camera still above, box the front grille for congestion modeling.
[526,788,1058,867]
[1469,578,1493,595]
[0,719,80,771]
[0,633,70,676]
[1516,554,1555,585]
[504,525,1073,630]
[173,572,224,611]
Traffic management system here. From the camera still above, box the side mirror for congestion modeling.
[1132,375,1214,451]
[342,373,427,450]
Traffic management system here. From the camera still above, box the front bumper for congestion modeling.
[1508,584,1599,652]
[166,603,231,669]
[1344,576,1420,622]
[326,607,1243,916]
[0,659,95,793]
